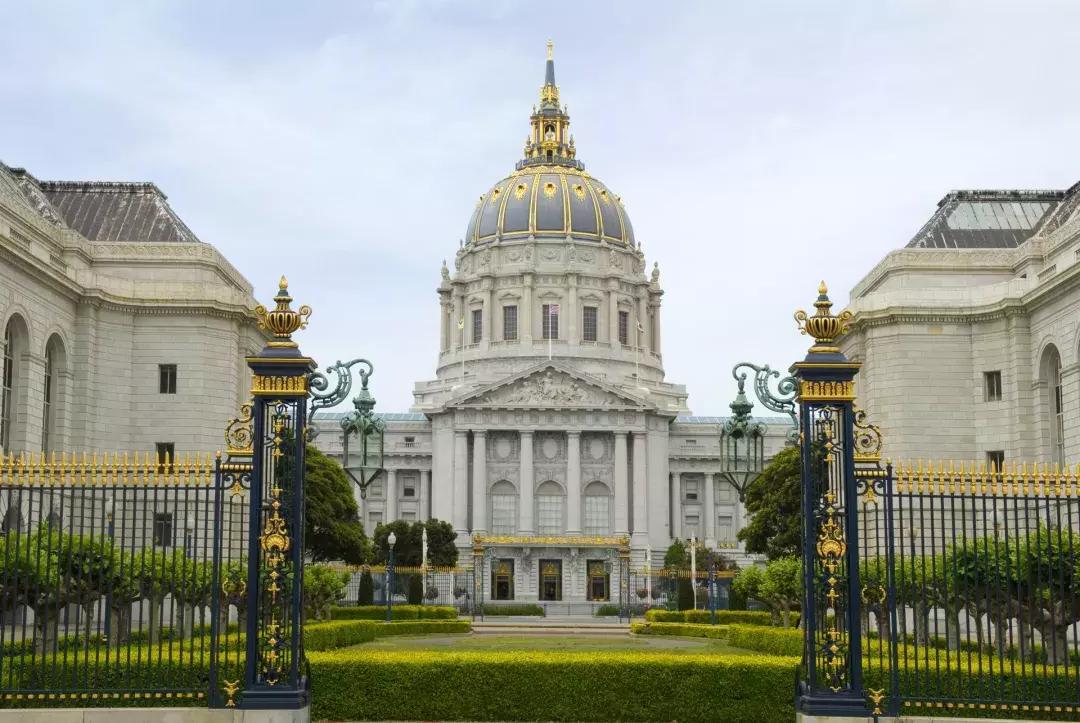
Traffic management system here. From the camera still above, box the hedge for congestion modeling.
[643,609,793,626]
[329,604,458,620]
[480,603,545,616]
[631,622,729,641]
[374,620,471,637]
[307,649,796,722]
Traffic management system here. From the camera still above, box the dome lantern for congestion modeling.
[520,41,582,171]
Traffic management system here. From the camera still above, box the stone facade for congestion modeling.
[841,184,1080,465]
[312,48,790,605]
[0,161,264,457]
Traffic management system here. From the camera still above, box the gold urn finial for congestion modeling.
[794,280,853,355]
[254,276,312,349]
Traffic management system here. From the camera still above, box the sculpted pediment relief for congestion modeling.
[450,363,649,411]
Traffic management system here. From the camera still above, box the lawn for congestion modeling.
[361,632,743,654]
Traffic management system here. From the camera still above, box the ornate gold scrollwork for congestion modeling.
[225,402,253,455]
[223,680,240,708]
[852,406,882,462]
[868,688,886,715]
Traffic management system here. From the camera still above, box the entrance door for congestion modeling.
[491,559,515,600]
[586,560,609,601]
[539,559,562,601]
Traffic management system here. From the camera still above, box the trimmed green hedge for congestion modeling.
[308,649,796,722]
[631,622,729,640]
[374,620,471,637]
[329,604,458,620]
[643,609,793,627]
[305,620,378,650]
[480,603,545,616]
[633,622,803,658]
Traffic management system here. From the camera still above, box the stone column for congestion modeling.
[568,275,579,343]
[385,468,397,523]
[614,432,629,534]
[650,296,663,356]
[453,431,469,534]
[519,431,535,533]
[704,472,717,548]
[482,283,493,350]
[607,280,619,349]
[632,432,648,545]
[472,431,487,534]
[636,293,649,354]
[567,431,582,534]
[670,472,682,539]
[522,274,534,344]
[421,469,432,520]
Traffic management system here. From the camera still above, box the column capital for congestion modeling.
[519,430,534,438]
[566,430,582,438]
[454,429,469,438]
[473,429,487,437]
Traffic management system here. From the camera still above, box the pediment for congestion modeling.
[448,362,651,411]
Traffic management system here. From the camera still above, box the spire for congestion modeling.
[545,40,556,87]
[517,40,584,171]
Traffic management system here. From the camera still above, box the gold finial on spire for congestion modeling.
[254,276,312,349]
[547,39,553,61]
[794,280,853,355]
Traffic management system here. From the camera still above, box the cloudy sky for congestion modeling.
[4,1,1080,414]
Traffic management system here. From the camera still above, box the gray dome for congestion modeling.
[465,166,635,246]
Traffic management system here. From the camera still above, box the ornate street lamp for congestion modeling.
[307,358,385,499]
[386,530,397,622]
[731,361,798,442]
[718,373,767,502]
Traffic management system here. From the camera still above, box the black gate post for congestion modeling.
[242,277,315,710]
[792,282,869,717]
[472,541,484,621]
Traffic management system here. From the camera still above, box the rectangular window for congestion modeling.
[471,309,483,344]
[369,512,383,527]
[685,439,697,446]
[159,364,177,394]
[402,512,416,521]
[403,436,416,448]
[503,305,518,341]
[371,481,384,499]
[403,481,416,497]
[618,310,629,346]
[42,349,53,452]
[583,495,610,535]
[537,495,563,534]
[582,306,598,342]
[542,304,560,340]
[987,450,1006,470]
[153,512,174,548]
[684,479,699,501]
[155,442,175,472]
[684,514,700,539]
[491,494,517,534]
[984,371,1002,401]
[717,514,734,542]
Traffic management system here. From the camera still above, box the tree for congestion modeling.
[371,519,458,567]
[305,445,369,564]
[357,569,374,605]
[737,446,802,559]
[732,557,802,627]
[407,575,424,605]
[303,564,349,621]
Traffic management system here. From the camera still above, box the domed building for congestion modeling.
[314,44,790,608]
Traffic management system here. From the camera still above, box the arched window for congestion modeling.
[1041,345,1065,466]
[536,480,565,534]
[41,335,65,452]
[1,315,29,453]
[489,480,518,534]
[583,480,612,535]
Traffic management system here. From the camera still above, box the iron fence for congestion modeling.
[856,460,1080,718]
[335,566,475,614]
[0,452,249,707]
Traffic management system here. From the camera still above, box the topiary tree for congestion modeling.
[357,569,374,605]
[732,558,802,627]
[1012,525,1080,665]
[406,575,424,605]
[677,577,695,610]
[303,564,349,621]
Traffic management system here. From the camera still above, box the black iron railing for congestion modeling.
[0,452,249,707]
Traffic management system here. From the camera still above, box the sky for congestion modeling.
[4,1,1080,414]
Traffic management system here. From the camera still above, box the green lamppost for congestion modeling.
[340,363,385,499]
